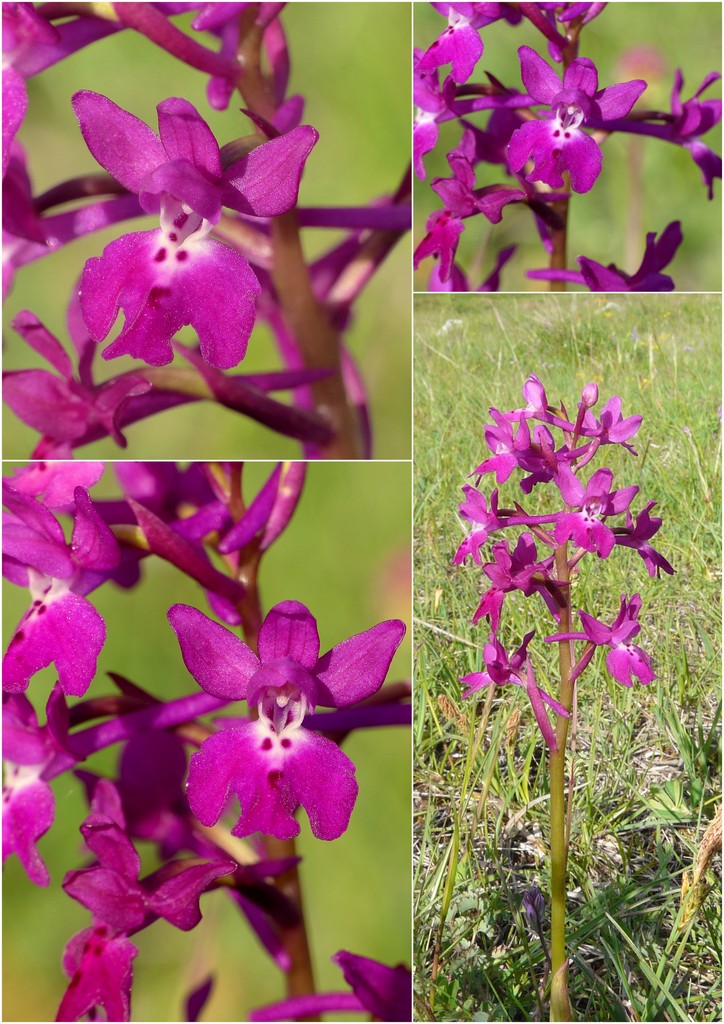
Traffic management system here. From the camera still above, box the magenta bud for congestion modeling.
[581,382,598,408]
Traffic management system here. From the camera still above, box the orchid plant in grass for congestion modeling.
[414,2,721,291]
[452,374,673,1020]
[3,2,410,459]
[2,460,411,1021]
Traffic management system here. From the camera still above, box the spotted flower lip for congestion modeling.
[2,483,121,696]
[508,45,647,192]
[168,601,405,840]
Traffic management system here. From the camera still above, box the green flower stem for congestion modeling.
[549,542,575,1021]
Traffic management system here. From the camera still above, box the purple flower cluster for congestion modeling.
[2,460,411,1021]
[454,374,673,749]
[414,2,721,291]
[3,3,410,458]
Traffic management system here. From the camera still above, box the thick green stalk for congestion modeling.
[549,543,575,1021]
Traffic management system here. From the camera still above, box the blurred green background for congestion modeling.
[4,3,411,459]
[414,2,722,291]
[2,460,412,1022]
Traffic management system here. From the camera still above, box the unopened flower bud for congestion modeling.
[581,382,599,409]
[522,886,545,931]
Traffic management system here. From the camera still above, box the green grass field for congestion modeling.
[414,3,722,292]
[413,293,721,1021]
[2,460,412,1022]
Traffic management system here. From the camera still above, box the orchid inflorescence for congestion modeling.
[2,460,411,1021]
[3,2,410,459]
[414,1,721,291]
[453,372,673,750]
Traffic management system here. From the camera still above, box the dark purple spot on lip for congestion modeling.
[267,769,283,788]
[32,600,41,608]
[168,232,178,242]
[281,738,291,749]
[38,605,47,615]
[154,247,167,262]
[552,149,561,157]
[261,737,272,751]
[175,250,188,262]
[564,131,571,139]
[148,285,171,308]
[553,130,561,137]
[12,631,24,643]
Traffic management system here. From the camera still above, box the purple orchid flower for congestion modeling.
[3,310,152,455]
[169,601,405,841]
[581,393,642,449]
[613,501,675,578]
[431,129,527,221]
[669,70,722,198]
[3,484,120,695]
[529,221,683,291]
[80,742,302,971]
[460,629,534,694]
[548,593,655,686]
[508,45,646,192]
[454,485,505,564]
[62,779,235,933]
[553,465,638,558]
[413,208,465,282]
[473,409,535,483]
[473,532,560,630]
[57,778,234,1022]
[72,91,317,369]
[415,128,524,282]
[601,70,722,198]
[460,631,569,750]
[250,949,412,1022]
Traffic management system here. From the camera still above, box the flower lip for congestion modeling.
[245,656,319,712]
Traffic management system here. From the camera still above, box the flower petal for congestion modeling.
[146,858,235,930]
[71,487,121,571]
[313,619,405,707]
[168,604,258,700]
[156,97,221,177]
[594,79,647,120]
[257,601,320,668]
[222,126,318,217]
[518,45,561,104]
[72,90,165,192]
